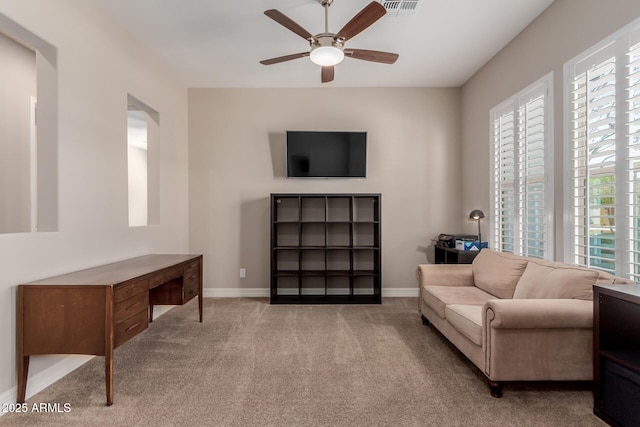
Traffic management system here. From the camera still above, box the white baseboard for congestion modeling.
[203,288,419,298]
[382,288,419,297]
[203,288,269,298]
[0,306,173,416]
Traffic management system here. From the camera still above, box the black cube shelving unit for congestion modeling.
[270,193,381,304]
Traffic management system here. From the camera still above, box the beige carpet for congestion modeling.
[0,297,604,426]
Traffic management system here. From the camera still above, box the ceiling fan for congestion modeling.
[259,0,399,83]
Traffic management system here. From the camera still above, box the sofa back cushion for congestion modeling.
[471,250,528,299]
[594,270,616,285]
[513,260,599,300]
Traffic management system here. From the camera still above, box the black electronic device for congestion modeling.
[436,234,478,248]
[286,131,367,178]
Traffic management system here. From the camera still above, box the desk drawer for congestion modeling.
[184,267,199,288]
[183,266,200,301]
[114,291,148,323]
[184,259,201,272]
[114,279,148,304]
[114,309,148,348]
[149,266,183,288]
[184,283,199,303]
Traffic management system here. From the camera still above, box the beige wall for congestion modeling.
[0,0,189,402]
[460,0,640,260]
[189,87,462,294]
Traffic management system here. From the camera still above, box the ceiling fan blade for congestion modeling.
[344,49,398,64]
[334,1,386,42]
[260,52,310,65]
[321,66,335,83]
[264,9,314,41]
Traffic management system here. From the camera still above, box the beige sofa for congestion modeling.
[417,249,633,397]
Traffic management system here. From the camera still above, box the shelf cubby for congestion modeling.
[301,276,325,296]
[274,222,299,247]
[353,249,375,271]
[327,197,351,222]
[275,249,299,271]
[301,249,325,271]
[300,222,325,247]
[326,222,350,246]
[276,276,299,296]
[300,197,325,222]
[274,196,299,222]
[353,276,376,296]
[353,222,376,247]
[327,276,350,295]
[327,249,350,271]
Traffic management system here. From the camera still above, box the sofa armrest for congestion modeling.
[416,264,474,287]
[484,299,593,329]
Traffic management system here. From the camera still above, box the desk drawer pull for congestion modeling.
[126,321,142,333]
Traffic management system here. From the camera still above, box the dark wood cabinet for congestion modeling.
[434,246,480,264]
[271,193,381,304]
[594,284,640,427]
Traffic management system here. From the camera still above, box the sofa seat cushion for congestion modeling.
[513,260,599,300]
[472,250,529,299]
[422,285,494,319]
[445,304,483,346]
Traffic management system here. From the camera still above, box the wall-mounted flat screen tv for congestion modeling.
[286,131,367,178]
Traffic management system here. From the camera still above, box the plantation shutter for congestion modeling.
[569,50,617,274]
[492,108,516,253]
[627,34,640,280]
[518,90,547,257]
[491,76,551,258]
[566,22,640,280]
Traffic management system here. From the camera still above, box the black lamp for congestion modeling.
[469,209,485,246]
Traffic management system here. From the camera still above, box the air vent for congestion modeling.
[380,0,419,17]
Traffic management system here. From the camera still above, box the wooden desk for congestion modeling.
[16,254,203,406]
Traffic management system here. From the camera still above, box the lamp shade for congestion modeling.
[469,209,485,220]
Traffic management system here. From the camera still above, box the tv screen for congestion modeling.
[286,131,367,178]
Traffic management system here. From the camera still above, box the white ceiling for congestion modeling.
[95,0,554,88]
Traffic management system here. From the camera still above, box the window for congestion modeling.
[127,95,159,227]
[0,14,57,233]
[565,19,640,280]
[490,74,554,259]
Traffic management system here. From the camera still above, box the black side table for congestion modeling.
[434,246,480,264]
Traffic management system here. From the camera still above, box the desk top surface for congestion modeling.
[595,283,640,301]
[21,254,201,287]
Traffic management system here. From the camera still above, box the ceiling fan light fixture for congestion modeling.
[310,45,344,66]
[309,34,344,66]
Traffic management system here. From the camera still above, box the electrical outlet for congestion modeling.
[240,268,246,278]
